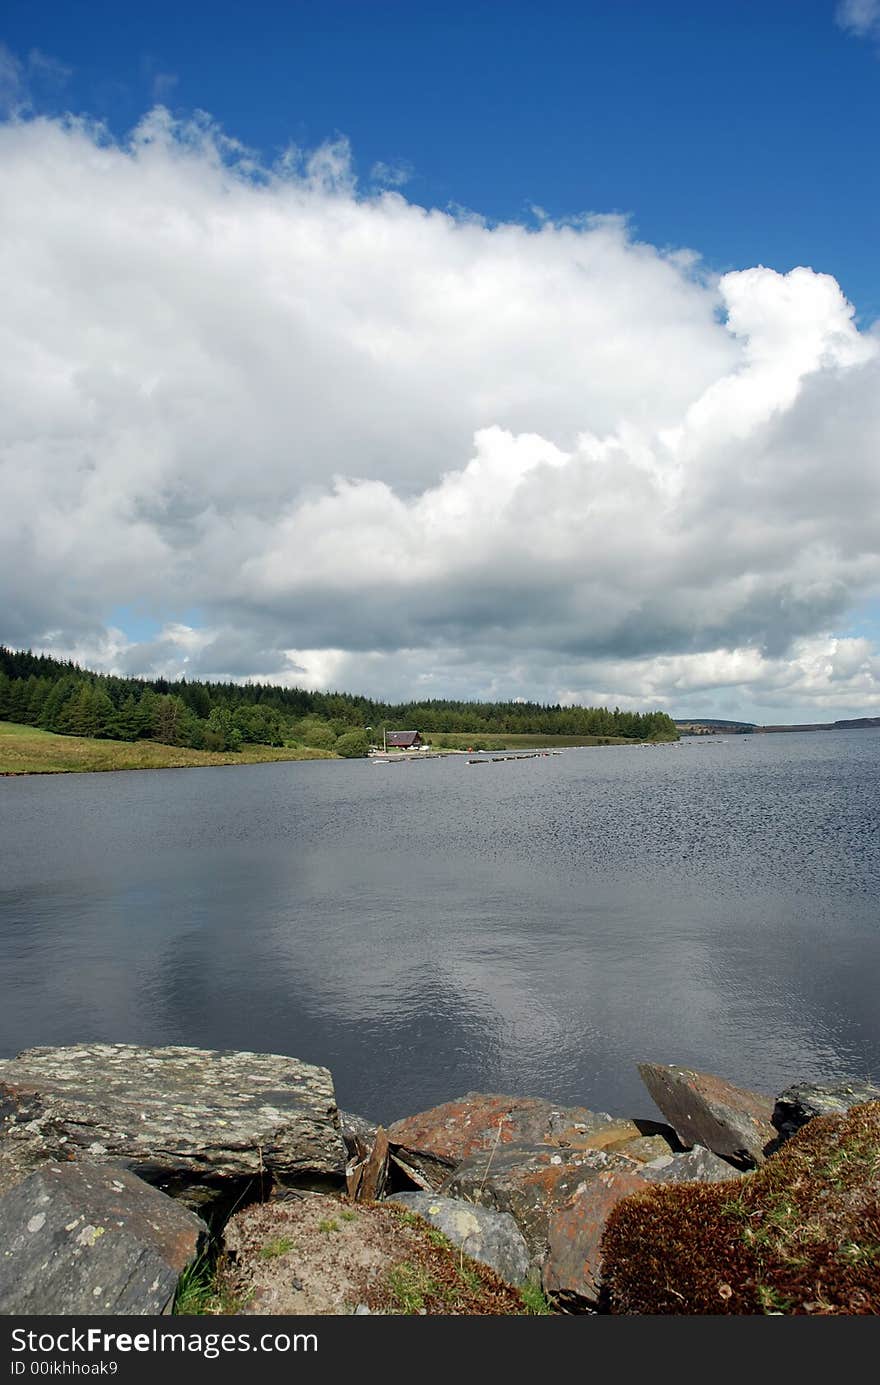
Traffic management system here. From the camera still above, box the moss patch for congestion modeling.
[601,1101,880,1314]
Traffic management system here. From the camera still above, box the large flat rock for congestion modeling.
[0,1161,205,1315]
[443,1143,640,1262]
[385,1192,530,1285]
[0,1045,346,1201]
[638,1063,775,1167]
[388,1092,643,1190]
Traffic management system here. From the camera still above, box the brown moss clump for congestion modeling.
[601,1101,880,1315]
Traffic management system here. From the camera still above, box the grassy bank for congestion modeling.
[0,722,335,775]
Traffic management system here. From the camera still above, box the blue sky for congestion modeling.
[1,2,879,718]
[5,1,879,319]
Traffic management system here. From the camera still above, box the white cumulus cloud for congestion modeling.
[1,105,880,719]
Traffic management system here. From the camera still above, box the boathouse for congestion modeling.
[385,731,423,749]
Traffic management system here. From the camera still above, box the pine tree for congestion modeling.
[136,689,158,738]
[115,694,141,741]
[152,694,187,746]
[92,688,119,739]
[40,676,77,732]
[26,677,49,726]
[5,679,28,724]
[67,685,99,738]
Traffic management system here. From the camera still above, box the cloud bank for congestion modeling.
[1,107,879,718]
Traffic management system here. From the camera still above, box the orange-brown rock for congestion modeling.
[388,1092,643,1189]
[443,1143,641,1261]
[543,1168,651,1307]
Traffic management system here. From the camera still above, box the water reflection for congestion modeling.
[1,732,878,1121]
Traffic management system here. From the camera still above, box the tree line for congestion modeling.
[0,646,678,753]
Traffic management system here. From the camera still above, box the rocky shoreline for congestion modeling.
[0,1044,877,1316]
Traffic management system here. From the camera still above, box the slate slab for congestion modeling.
[0,1044,347,1204]
[339,1112,380,1160]
[638,1063,775,1167]
[359,1128,390,1202]
[386,1192,531,1285]
[0,1161,205,1315]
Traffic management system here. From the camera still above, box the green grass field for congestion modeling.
[0,722,334,775]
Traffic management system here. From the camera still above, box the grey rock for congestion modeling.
[640,1145,744,1183]
[772,1081,880,1142]
[385,1192,530,1285]
[638,1063,775,1167]
[0,1161,205,1315]
[0,1044,346,1207]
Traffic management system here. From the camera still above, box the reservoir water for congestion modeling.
[1,731,878,1123]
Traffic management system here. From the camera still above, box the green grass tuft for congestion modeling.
[386,1262,449,1313]
[258,1236,297,1260]
[519,1279,554,1314]
[173,1254,246,1316]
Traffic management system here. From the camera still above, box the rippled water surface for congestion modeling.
[1,731,878,1122]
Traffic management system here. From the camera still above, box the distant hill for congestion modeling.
[757,717,880,734]
[675,716,880,736]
